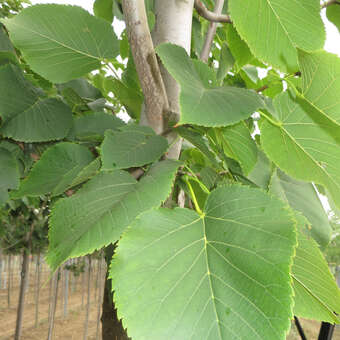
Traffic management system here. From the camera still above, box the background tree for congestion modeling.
[0,0,340,339]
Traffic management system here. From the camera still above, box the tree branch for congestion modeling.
[194,0,231,23]
[200,0,226,62]
[322,0,340,8]
[122,0,168,134]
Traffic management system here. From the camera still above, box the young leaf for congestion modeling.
[261,91,340,209]
[0,148,20,206]
[111,185,296,340]
[2,4,119,83]
[0,64,73,142]
[292,214,340,323]
[229,0,325,72]
[47,160,181,270]
[269,169,332,247]
[101,125,168,170]
[221,122,258,175]
[11,143,95,198]
[156,43,263,127]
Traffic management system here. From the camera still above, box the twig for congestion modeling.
[122,0,169,134]
[200,0,226,62]
[194,0,231,23]
[256,85,268,93]
[322,0,340,8]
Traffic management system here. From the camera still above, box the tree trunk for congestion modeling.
[83,256,92,340]
[14,249,30,340]
[101,245,129,340]
[96,255,104,340]
[34,253,41,328]
[7,254,12,308]
[14,224,34,340]
[47,269,61,340]
[63,262,69,318]
[81,260,85,309]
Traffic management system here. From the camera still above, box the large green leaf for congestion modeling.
[111,185,296,340]
[221,122,258,175]
[3,4,119,83]
[101,125,168,170]
[298,50,340,127]
[269,169,331,246]
[47,160,180,270]
[156,43,263,127]
[11,143,95,198]
[261,91,340,209]
[229,0,325,72]
[0,64,72,142]
[0,148,19,206]
[292,215,340,323]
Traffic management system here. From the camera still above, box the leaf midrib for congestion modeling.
[7,21,101,61]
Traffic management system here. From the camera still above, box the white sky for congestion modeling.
[28,0,339,213]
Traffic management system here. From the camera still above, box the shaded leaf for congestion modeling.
[47,160,180,270]
[101,125,168,170]
[269,169,331,246]
[0,64,73,142]
[12,143,95,198]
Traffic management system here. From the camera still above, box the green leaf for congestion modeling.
[58,78,102,101]
[47,160,180,270]
[156,43,263,127]
[226,25,253,71]
[101,125,169,170]
[3,4,119,83]
[177,126,219,168]
[261,91,340,209]
[229,0,325,72]
[221,122,258,175]
[104,77,143,119]
[269,169,332,246]
[0,23,17,64]
[326,5,340,34]
[93,0,113,23]
[0,147,20,205]
[248,150,273,189]
[12,143,95,198]
[73,112,125,141]
[111,185,296,340]
[0,64,73,142]
[70,158,101,187]
[216,43,234,83]
[292,214,340,323]
[298,50,340,127]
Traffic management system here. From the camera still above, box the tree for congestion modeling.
[1,0,340,339]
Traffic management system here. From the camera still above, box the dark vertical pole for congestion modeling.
[318,322,335,340]
[294,317,307,340]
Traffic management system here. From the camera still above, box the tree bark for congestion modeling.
[47,269,61,340]
[101,245,129,340]
[83,256,92,340]
[152,0,194,159]
[7,254,11,308]
[63,262,69,318]
[34,253,41,328]
[14,224,34,340]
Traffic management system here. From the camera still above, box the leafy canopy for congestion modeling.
[1,1,340,339]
